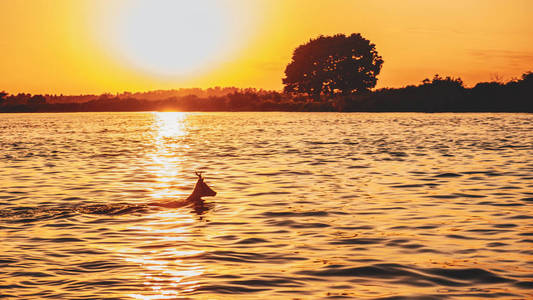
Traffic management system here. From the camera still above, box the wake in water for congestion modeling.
[0,173,216,221]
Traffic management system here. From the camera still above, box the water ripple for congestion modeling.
[0,112,532,299]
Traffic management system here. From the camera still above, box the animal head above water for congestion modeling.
[193,172,216,198]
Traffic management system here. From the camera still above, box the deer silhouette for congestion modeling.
[149,172,216,209]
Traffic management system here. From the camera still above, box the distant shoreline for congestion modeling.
[1,109,531,114]
[2,72,532,113]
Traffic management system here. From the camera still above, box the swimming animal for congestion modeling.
[0,173,216,220]
[148,172,216,209]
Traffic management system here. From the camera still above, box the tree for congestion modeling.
[0,91,7,105]
[28,94,46,105]
[519,71,533,88]
[283,33,383,97]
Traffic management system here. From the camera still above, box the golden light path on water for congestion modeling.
[148,112,189,199]
[114,112,204,299]
[131,112,200,299]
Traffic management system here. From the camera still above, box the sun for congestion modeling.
[109,1,238,77]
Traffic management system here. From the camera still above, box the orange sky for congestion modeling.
[1,0,532,94]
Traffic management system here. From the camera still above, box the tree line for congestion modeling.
[1,73,531,113]
[1,33,531,112]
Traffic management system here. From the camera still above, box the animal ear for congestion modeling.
[194,171,203,179]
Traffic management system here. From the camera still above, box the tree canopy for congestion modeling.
[283,33,383,97]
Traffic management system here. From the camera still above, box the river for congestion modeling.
[1,112,532,299]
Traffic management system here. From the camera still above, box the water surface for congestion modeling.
[1,112,532,299]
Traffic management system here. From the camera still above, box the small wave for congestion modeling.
[434,173,462,178]
[228,278,303,288]
[446,234,475,240]
[262,211,328,217]
[196,284,268,294]
[76,261,124,271]
[519,232,533,236]
[235,238,269,244]
[89,153,123,158]
[477,201,524,207]
[331,238,384,245]
[10,271,53,278]
[269,219,330,229]
[515,281,533,289]
[205,250,306,264]
[507,215,533,219]
[298,263,515,287]
[425,195,459,199]
[453,193,487,198]
[348,165,371,169]
[247,191,290,197]
[390,184,426,188]
[306,141,339,145]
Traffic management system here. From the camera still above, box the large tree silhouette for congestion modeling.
[283,34,383,97]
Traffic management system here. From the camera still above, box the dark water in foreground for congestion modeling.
[0,112,532,299]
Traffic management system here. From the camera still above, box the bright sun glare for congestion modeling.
[111,0,236,76]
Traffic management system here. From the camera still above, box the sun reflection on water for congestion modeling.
[122,200,205,298]
[154,112,188,139]
[148,112,190,200]
[122,112,205,299]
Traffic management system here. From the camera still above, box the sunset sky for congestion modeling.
[1,0,532,95]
